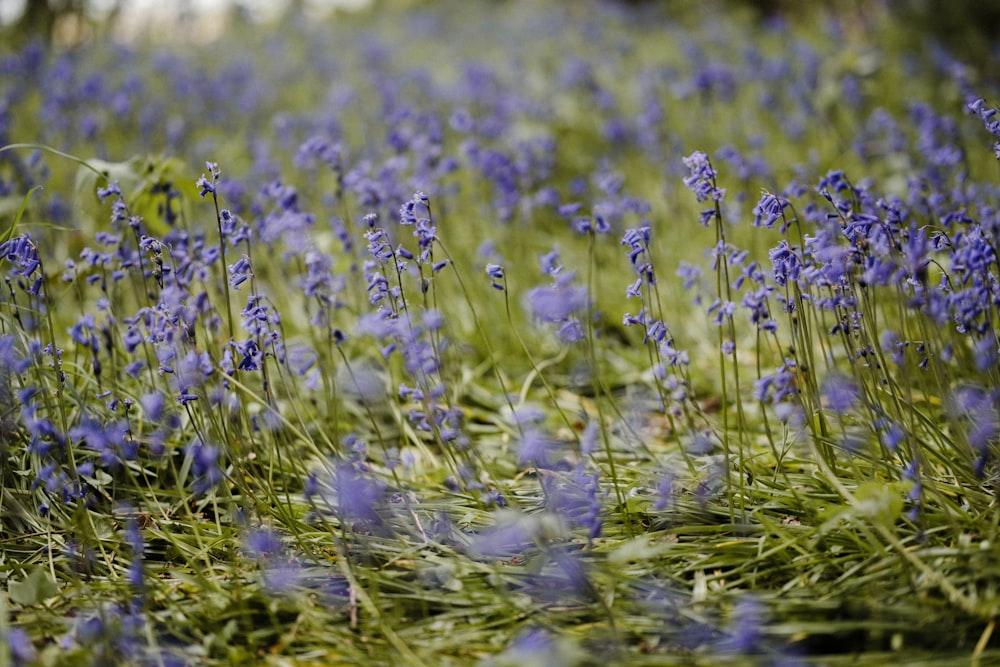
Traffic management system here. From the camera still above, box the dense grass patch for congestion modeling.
[2,2,1000,664]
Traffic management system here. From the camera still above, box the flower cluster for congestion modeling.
[2,2,1000,663]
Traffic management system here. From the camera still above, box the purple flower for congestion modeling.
[967,97,1000,158]
[0,235,41,278]
[556,320,585,343]
[341,359,387,401]
[228,256,252,288]
[518,428,554,467]
[400,191,437,255]
[949,386,998,457]
[754,359,799,404]
[196,161,220,198]
[654,471,675,511]
[881,421,906,452]
[294,135,342,171]
[538,246,562,277]
[69,313,99,353]
[7,626,35,663]
[505,404,543,427]
[525,284,588,323]
[233,338,263,371]
[244,527,284,559]
[364,265,391,306]
[186,439,223,494]
[544,465,603,543]
[468,510,541,558]
[682,150,725,205]
[71,416,130,469]
[174,349,213,394]
[241,294,280,339]
[752,192,790,229]
[141,392,165,421]
[124,515,145,590]
[676,261,702,291]
[572,215,611,235]
[493,627,573,666]
[768,240,802,288]
[485,263,505,291]
[311,461,386,531]
[96,180,122,203]
[621,226,656,296]
[718,595,767,654]
[741,284,776,332]
[364,226,393,263]
[821,372,859,413]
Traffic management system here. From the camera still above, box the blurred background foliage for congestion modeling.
[2,0,999,84]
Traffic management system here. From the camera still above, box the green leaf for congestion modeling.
[853,481,904,526]
[0,185,42,245]
[608,534,671,566]
[7,567,58,606]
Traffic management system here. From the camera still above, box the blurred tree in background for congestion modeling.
[3,0,124,47]
[9,0,82,43]
[610,0,1000,83]
[887,0,1000,80]
[1,0,998,83]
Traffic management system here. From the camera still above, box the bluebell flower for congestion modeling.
[707,298,737,326]
[468,510,544,559]
[6,626,36,664]
[572,214,611,235]
[123,515,145,591]
[309,460,388,532]
[186,439,222,494]
[949,386,998,462]
[364,265,391,306]
[877,420,905,452]
[518,428,554,467]
[545,465,604,543]
[525,284,588,323]
[96,180,122,203]
[621,225,656,297]
[718,595,767,654]
[140,392,165,422]
[364,225,394,263]
[71,416,131,470]
[233,338,262,371]
[753,359,800,404]
[244,527,283,559]
[0,335,29,374]
[654,471,676,511]
[255,181,316,249]
[228,256,252,288]
[124,360,144,378]
[821,372,859,413]
[196,173,216,198]
[752,192,791,229]
[173,349,213,395]
[0,235,41,278]
[967,97,1000,158]
[768,240,802,287]
[485,263,505,291]
[741,285,776,332]
[538,246,563,277]
[682,151,725,206]
[676,261,702,292]
[240,294,280,339]
[294,135,342,171]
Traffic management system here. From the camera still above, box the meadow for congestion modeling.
[2,1,1000,664]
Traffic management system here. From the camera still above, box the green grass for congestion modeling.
[2,1,1000,665]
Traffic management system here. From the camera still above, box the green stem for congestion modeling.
[585,228,633,537]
